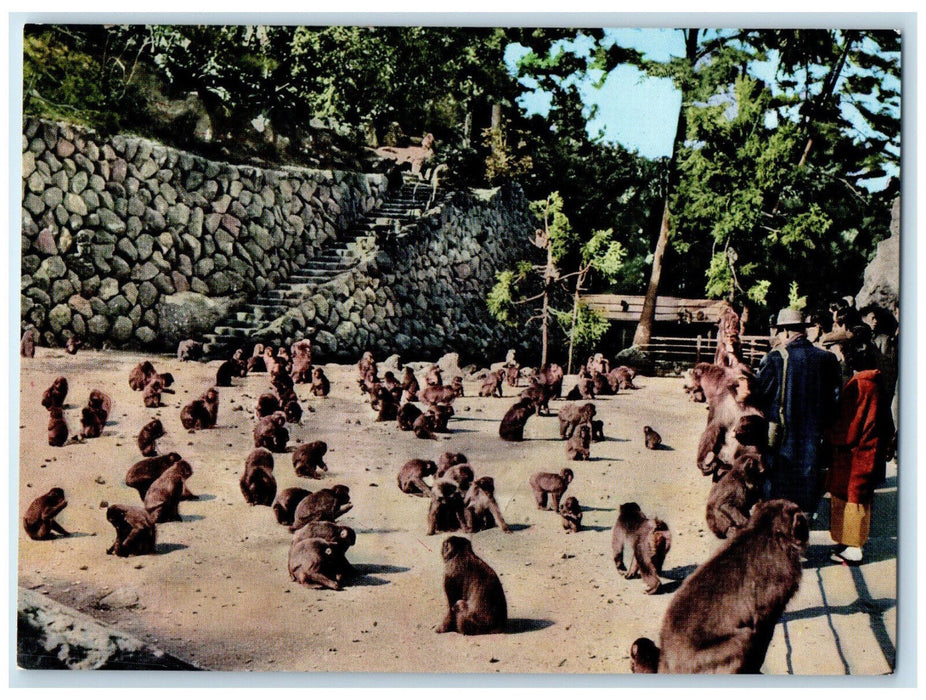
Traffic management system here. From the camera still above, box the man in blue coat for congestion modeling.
[756,308,842,517]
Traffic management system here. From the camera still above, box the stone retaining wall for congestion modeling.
[21,117,388,348]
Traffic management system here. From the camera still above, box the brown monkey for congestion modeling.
[253,411,289,452]
[421,384,461,406]
[658,500,808,673]
[559,496,583,533]
[591,370,612,396]
[20,327,38,358]
[558,402,596,439]
[505,365,520,388]
[105,505,156,557]
[292,521,357,550]
[519,382,554,416]
[290,339,313,383]
[608,365,639,391]
[177,339,204,361]
[292,441,328,478]
[436,452,468,477]
[397,402,423,431]
[290,485,353,531]
[630,638,660,673]
[425,365,443,387]
[137,418,165,457]
[144,461,194,523]
[372,386,399,422]
[536,363,565,399]
[427,482,468,535]
[566,424,591,461]
[397,459,438,497]
[566,369,595,401]
[310,366,331,397]
[41,376,68,410]
[80,406,104,438]
[498,398,533,441]
[87,389,112,422]
[357,350,376,379]
[463,477,511,533]
[382,371,404,404]
[180,388,219,430]
[128,361,157,391]
[240,448,277,506]
[401,366,420,402]
[697,410,767,481]
[255,392,282,419]
[246,343,267,373]
[611,502,671,594]
[427,404,454,433]
[125,453,191,500]
[23,488,69,540]
[590,419,606,442]
[143,376,168,408]
[412,412,438,440]
[281,394,303,424]
[216,357,246,386]
[436,536,507,635]
[47,406,68,447]
[272,487,312,526]
[529,469,573,511]
[705,451,767,538]
[64,335,83,354]
[433,465,475,494]
[479,370,504,398]
[288,537,348,591]
[451,376,464,397]
[643,426,663,450]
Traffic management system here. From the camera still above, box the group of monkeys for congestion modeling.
[22,334,810,670]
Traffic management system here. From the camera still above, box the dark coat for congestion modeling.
[756,336,841,513]
[825,370,893,504]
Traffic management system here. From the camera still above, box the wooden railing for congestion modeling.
[637,334,772,369]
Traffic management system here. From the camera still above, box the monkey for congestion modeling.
[566,424,591,461]
[288,537,349,591]
[657,500,808,673]
[644,426,663,450]
[291,521,357,551]
[529,469,573,511]
[685,362,751,409]
[372,385,399,422]
[697,407,768,481]
[397,402,423,431]
[608,366,639,392]
[188,388,219,429]
[421,384,461,407]
[436,452,468,477]
[255,392,282,419]
[558,402,596,439]
[23,487,69,540]
[537,363,565,399]
[281,393,303,424]
[137,418,165,457]
[451,376,464,397]
[270,364,296,395]
[143,376,168,408]
[41,376,68,410]
[427,482,468,535]
[587,353,611,376]
[519,383,554,416]
[215,358,244,387]
[290,485,353,531]
[380,371,403,404]
[144,461,194,523]
[412,412,438,440]
[463,476,511,533]
[401,366,420,402]
[357,351,376,379]
[505,365,520,388]
[180,396,212,431]
[293,441,328,479]
[272,487,312,526]
[128,361,157,391]
[254,411,289,452]
[20,327,38,358]
[80,406,104,438]
[47,406,68,447]
[559,496,583,533]
[427,404,454,433]
[425,365,443,387]
[591,370,613,396]
[271,346,291,374]
[436,536,507,635]
[611,502,671,595]
[705,451,767,538]
[630,637,660,673]
[240,447,277,506]
[105,505,156,557]
[590,419,606,442]
[290,339,313,383]
[397,459,438,498]
[566,369,596,401]
[498,398,534,441]
[310,366,331,397]
[64,335,83,354]
[177,339,204,362]
[433,464,475,495]
[246,343,267,373]
[264,345,285,376]
[125,453,192,501]
[87,389,112,423]
[479,370,504,398]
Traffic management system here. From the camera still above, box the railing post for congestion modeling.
[696,334,702,364]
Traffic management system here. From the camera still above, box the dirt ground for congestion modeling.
[16,347,898,675]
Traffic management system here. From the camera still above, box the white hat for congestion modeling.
[773,308,808,329]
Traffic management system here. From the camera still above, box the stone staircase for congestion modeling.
[201,176,446,357]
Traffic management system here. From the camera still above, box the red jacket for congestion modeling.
[825,369,892,503]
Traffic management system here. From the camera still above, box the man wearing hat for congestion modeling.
[755,307,842,519]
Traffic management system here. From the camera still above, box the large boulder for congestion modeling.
[156,291,239,347]
[856,196,900,311]
[17,588,197,670]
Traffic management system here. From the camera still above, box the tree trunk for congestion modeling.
[541,244,554,367]
[566,271,586,375]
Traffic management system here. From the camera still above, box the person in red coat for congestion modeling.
[825,335,894,565]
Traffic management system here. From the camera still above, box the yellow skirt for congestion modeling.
[829,495,871,548]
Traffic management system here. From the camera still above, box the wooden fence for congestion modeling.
[637,334,772,370]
